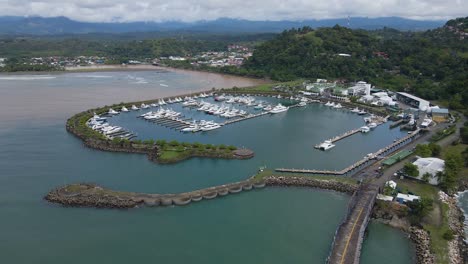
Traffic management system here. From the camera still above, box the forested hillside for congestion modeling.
[243,17,468,111]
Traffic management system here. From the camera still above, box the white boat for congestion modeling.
[141,103,150,109]
[325,101,332,106]
[351,107,360,113]
[92,114,107,122]
[121,106,129,112]
[254,103,264,110]
[368,122,377,129]
[317,140,335,151]
[360,126,370,133]
[264,105,273,111]
[108,108,119,115]
[182,99,198,107]
[269,104,289,114]
[333,103,343,109]
[358,110,367,115]
[201,123,221,131]
[214,95,226,101]
[298,102,307,107]
[181,124,199,132]
[150,103,158,107]
[131,105,139,110]
[277,94,282,99]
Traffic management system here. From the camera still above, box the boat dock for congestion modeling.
[223,112,269,125]
[277,129,421,176]
[150,117,193,130]
[389,119,406,129]
[330,129,361,143]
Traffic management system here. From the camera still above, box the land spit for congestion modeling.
[45,176,358,209]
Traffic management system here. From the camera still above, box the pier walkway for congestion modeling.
[327,184,379,264]
[329,129,361,143]
[223,112,269,125]
[276,129,421,176]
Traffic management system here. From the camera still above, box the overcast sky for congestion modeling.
[0,0,466,22]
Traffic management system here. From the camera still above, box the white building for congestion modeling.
[396,92,430,111]
[412,157,445,185]
[396,193,420,203]
[347,81,371,96]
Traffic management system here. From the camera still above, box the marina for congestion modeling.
[0,70,416,264]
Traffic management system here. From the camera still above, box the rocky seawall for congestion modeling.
[440,192,467,264]
[410,227,436,264]
[45,176,358,209]
[264,176,357,194]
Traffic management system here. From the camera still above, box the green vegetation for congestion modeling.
[413,143,442,157]
[403,162,419,177]
[396,179,452,264]
[429,125,457,142]
[156,141,237,163]
[440,146,466,193]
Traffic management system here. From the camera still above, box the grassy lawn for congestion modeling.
[158,150,186,161]
[396,179,450,264]
[253,169,358,184]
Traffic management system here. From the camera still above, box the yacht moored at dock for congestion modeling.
[316,140,335,151]
[269,104,289,114]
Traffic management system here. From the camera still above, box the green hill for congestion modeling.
[243,18,468,110]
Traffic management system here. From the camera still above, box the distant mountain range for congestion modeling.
[0,16,445,35]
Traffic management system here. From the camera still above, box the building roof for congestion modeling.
[377,194,394,202]
[413,157,445,173]
[396,193,420,202]
[397,92,429,104]
[432,108,449,114]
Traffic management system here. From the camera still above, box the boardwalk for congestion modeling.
[327,184,379,264]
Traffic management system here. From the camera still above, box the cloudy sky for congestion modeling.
[0,0,466,22]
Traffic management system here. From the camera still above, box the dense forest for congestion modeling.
[0,33,275,58]
[242,17,468,112]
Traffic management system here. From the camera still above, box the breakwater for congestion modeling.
[45,175,358,209]
[327,184,379,264]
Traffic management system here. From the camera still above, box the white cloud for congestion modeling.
[0,0,466,22]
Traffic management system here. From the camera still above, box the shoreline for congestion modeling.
[64,64,271,84]
[372,194,467,264]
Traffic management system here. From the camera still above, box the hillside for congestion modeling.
[0,16,444,35]
[243,17,468,111]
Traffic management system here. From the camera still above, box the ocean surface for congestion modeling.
[0,69,415,263]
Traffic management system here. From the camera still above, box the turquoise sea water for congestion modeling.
[0,70,415,263]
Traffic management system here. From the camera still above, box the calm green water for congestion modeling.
[0,70,415,263]
[361,222,416,264]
